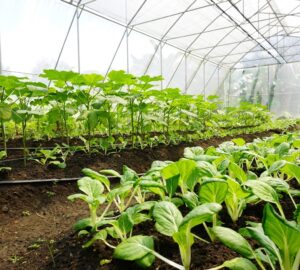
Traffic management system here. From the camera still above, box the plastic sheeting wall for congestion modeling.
[0,0,228,96]
[223,63,300,117]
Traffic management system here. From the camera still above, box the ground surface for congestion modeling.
[0,129,296,270]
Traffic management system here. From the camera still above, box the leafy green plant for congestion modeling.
[152,202,222,270]
[0,150,11,172]
[68,177,107,230]
[32,145,66,168]
[213,204,300,270]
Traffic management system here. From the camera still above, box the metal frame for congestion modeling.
[58,0,300,82]
[2,0,300,97]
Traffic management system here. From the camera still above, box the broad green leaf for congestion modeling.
[107,184,132,202]
[113,235,154,261]
[83,229,107,248]
[77,177,104,198]
[121,166,139,183]
[82,168,110,189]
[263,204,300,262]
[268,160,287,174]
[232,138,246,146]
[0,103,12,120]
[139,180,165,191]
[245,180,279,204]
[258,177,289,192]
[229,162,247,183]
[182,191,199,209]
[275,142,290,157]
[242,223,280,259]
[294,205,300,224]
[213,226,254,259]
[199,179,228,204]
[183,146,204,160]
[87,110,98,130]
[118,212,134,235]
[177,159,197,189]
[100,169,121,178]
[196,161,220,178]
[208,257,258,270]
[166,175,180,196]
[222,258,257,270]
[161,162,179,180]
[282,163,300,184]
[73,218,92,231]
[152,201,182,236]
[179,203,222,231]
[293,140,300,148]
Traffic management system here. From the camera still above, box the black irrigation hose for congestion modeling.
[0,173,146,185]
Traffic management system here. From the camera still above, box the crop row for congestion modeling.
[69,131,300,270]
[0,70,275,166]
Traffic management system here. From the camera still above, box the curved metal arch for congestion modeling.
[226,3,300,69]
[143,0,198,74]
[185,0,268,92]
[208,0,282,65]
[182,0,244,92]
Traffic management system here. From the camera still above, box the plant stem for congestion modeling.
[98,202,112,222]
[90,206,97,230]
[22,121,27,166]
[150,250,184,270]
[1,120,6,152]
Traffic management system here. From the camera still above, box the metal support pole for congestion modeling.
[166,53,185,88]
[217,66,220,91]
[54,7,78,69]
[0,35,2,75]
[105,0,148,77]
[203,62,206,98]
[184,53,188,93]
[160,43,163,89]
[144,0,198,75]
[76,7,81,73]
[125,0,129,73]
[228,69,232,107]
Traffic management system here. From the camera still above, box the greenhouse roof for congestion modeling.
[63,0,300,69]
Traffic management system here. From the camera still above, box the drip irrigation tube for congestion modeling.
[0,173,146,185]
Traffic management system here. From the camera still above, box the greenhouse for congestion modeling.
[0,0,300,269]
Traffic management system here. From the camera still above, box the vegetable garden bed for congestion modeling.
[1,129,299,270]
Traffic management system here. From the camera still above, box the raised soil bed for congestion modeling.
[0,129,298,270]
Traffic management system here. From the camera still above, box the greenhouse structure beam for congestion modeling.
[209,0,282,65]
[166,13,300,42]
[0,36,2,75]
[227,0,287,63]
[143,0,198,74]
[131,1,229,27]
[166,53,185,88]
[54,1,81,70]
[180,0,245,92]
[216,3,300,68]
[61,0,225,71]
[267,0,289,36]
[105,0,148,76]
[184,0,270,84]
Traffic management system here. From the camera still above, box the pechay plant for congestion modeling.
[68,176,107,231]
[152,201,222,270]
[212,204,300,270]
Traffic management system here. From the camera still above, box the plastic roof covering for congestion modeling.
[63,0,300,69]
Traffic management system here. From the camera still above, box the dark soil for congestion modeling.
[1,130,282,181]
[0,129,298,270]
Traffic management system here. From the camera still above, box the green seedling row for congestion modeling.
[1,69,287,168]
[69,131,300,270]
